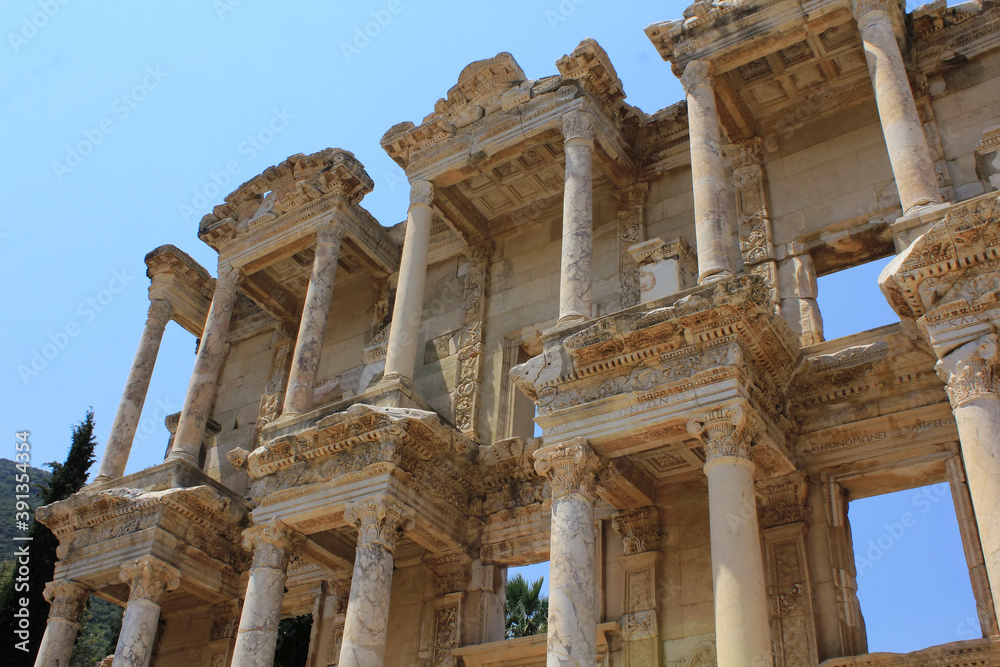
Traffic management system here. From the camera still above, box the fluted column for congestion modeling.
[688,405,773,667]
[231,520,302,667]
[283,223,346,414]
[936,333,1000,610]
[558,110,596,323]
[34,580,90,667]
[681,60,736,284]
[169,264,241,465]
[854,0,943,214]
[534,438,604,666]
[383,180,434,382]
[338,497,415,667]
[95,299,173,483]
[114,556,180,667]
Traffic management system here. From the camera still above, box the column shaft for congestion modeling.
[231,521,300,667]
[855,1,942,213]
[169,266,240,465]
[689,407,773,667]
[283,225,345,414]
[96,299,172,482]
[113,557,180,667]
[681,60,736,284]
[559,111,595,323]
[338,499,413,667]
[383,181,434,381]
[534,439,603,666]
[34,580,90,667]
[938,335,1000,611]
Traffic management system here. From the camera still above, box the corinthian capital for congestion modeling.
[242,519,303,571]
[345,497,415,552]
[409,179,434,209]
[316,222,346,246]
[533,438,605,501]
[680,60,714,93]
[43,580,91,621]
[562,110,596,144]
[936,334,1000,407]
[852,0,893,21]
[119,556,181,604]
[215,263,243,293]
[687,403,751,464]
[146,299,173,326]
[611,507,661,556]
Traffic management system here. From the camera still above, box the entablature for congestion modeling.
[145,244,214,337]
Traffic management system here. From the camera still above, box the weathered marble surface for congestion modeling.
[96,299,172,482]
[114,557,180,667]
[854,0,942,213]
[558,111,595,323]
[937,334,1000,611]
[283,224,345,414]
[34,580,90,667]
[384,180,433,381]
[170,265,241,464]
[681,60,735,285]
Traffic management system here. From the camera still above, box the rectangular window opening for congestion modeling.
[816,255,898,340]
[848,482,982,653]
[505,561,551,638]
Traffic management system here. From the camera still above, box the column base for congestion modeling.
[698,269,735,286]
[369,373,430,410]
[892,201,952,251]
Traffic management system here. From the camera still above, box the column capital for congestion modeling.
[687,403,753,466]
[425,550,472,596]
[724,137,764,169]
[146,299,173,326]
[936,333,1000,408]
[852,0,894,22]
[345,496,415,552]
[43,580,91,621]
[316,222,346,246]
[611,507,661,556]
[680,59,714,93]
[216,263,243,293]
[119,556,180,604]
[409,179,434,209]
[242,518,303,570]
[562,109,596,144]
[533,438,605,501]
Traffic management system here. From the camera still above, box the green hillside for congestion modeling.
[0,458,51,561]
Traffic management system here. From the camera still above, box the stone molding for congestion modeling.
[119,555,181,603]
[611,507,661,555]
[242,519,302,571]
[687,403,751,464]
[533,438,605,501]
[43,580,91,621]
[409,179,434,209]
[937,333,1000,408]
[562,109,596,144]
[344,497,416,552]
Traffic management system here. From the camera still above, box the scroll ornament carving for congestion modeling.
[345,498,415,552]
[562,109,596,143]
[687,405,751,463]
[44,580,90,621]
[119,556,181,603]
[431,603,460,665]
[410,179,434,208]
[533,440,605,501]
[611,508,661,555]
[621,609,657,640]
[242,519,301,571]
[937,334,1000,407]
[680,60,713,93]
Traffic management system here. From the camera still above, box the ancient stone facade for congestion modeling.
[33,1,1000,666]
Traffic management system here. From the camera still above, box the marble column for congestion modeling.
[95,299,173,483]
[231,520,301,667]
[688,405,773,667]
[338,497,415,667]
[558,110,596,324]
[936,333,1000,611]
[681,60,736,285]
[383,180,434,382]
[534,438,605,666]
[114,556,180,667]
[854,0,943,214]
[34,580,91,667]
[169,264,241,466]
[283,223,346,415]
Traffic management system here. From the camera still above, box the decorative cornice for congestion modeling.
[119,555,181,603]
[344,497,415,552]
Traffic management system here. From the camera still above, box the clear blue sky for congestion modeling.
[3,0,976,654]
